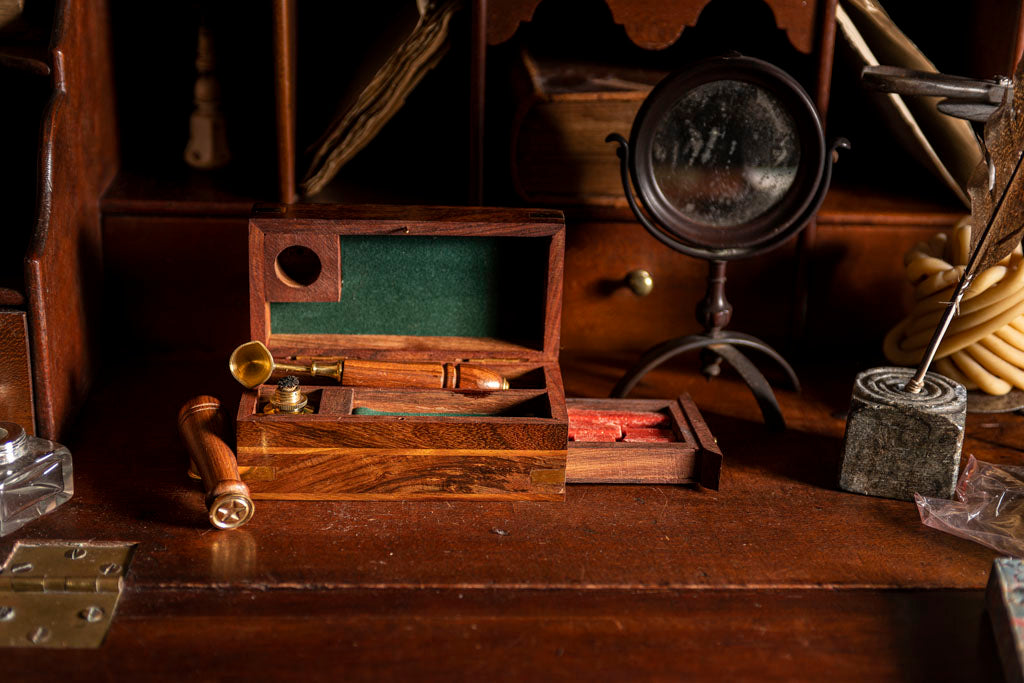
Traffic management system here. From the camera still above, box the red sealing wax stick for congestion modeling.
[622,427,676,443]
[568,409,669,428]
[569,424,622,442]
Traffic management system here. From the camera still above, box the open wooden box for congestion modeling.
[235,204,568,500]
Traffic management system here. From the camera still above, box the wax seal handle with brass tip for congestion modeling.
[229,340,509,391]
[177,396,254,530]
[264,375,314,414]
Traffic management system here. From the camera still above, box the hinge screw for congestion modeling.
[10,563,32,574]
[65,547,87,560]
[28,626,50,644]
[99,563,121,576]
[0,606,14,621]
[79,606,105,623]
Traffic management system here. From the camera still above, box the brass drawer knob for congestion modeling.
[626,269,654,296]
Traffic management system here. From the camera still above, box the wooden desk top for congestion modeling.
[1,351,1010,680]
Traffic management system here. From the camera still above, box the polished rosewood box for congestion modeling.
[235,204,567,501]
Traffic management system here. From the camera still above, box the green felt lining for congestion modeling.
[352,407,489,417]
[270,236,548,343]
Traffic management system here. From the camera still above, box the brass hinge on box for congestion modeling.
[0,541,135,649]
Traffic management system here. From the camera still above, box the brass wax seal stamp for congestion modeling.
[263,376,313,414]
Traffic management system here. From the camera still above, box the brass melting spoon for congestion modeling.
[229,341,509,391]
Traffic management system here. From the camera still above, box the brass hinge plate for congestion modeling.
[0,541,136,649]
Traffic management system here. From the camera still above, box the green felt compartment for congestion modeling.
[270,236,548,343]
[352,407,490,417]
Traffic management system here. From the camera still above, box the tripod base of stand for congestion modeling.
[611,332,801,431]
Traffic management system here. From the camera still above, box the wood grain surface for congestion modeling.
[92,210,967,366]
[103,215,250,358]
[342,359,506,391]
[0,588,1002,681]
[561,220,803,352]
[265,333,547,360]
[261,232,340,303]
[237,207,570,500]
[26,0,118,439]
[251,206,565,363]
[485,0,825,54]
[0,309,35,434]
[237,414,566,450]
[177,396,249,508]
[0,352,1004,588]
[236,385,568,499]
[272,0,297,203]
[560,220,956,355]
[9,0,1017,674]
[0,351,1011,679]
[565,396,717,486]
[239,447,566,501]
[567,442,699,484]
[3,351,1003,592]
[251,203,564,232]
[255,385,552,415]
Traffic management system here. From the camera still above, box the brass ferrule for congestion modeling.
[309,360,343,382]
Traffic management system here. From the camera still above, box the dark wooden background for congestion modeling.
[3,0,1024,677]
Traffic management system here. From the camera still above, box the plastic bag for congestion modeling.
[915,456,1024,557]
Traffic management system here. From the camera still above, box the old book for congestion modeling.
[301,0,459,197]
[511,51,666,207]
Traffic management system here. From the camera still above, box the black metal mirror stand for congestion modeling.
[610,258,800,431]
[607,131,812,431]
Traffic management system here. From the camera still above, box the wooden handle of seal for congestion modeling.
[338,360,508,391]
[177,395,254,530]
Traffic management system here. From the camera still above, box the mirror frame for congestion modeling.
[628,55,826,258]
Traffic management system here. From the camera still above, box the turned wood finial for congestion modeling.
[184,20,230,169]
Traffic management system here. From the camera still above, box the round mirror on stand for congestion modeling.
[607,54,847,430]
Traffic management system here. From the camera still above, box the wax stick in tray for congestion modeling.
[567,408,676,443]
[622,427,674,442]
[567,407,671,428]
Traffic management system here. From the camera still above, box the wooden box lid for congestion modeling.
[249,204,565,363]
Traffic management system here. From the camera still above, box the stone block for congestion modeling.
[839,366,966,501]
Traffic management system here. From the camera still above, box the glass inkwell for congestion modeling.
[0,422,74,536]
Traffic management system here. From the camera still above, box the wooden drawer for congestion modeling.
[563,220,953,358]
[561,221,800,354]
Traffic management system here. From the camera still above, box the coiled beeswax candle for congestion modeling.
[884,218,1024,395]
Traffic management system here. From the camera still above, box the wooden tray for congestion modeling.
[565,395,721,490]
